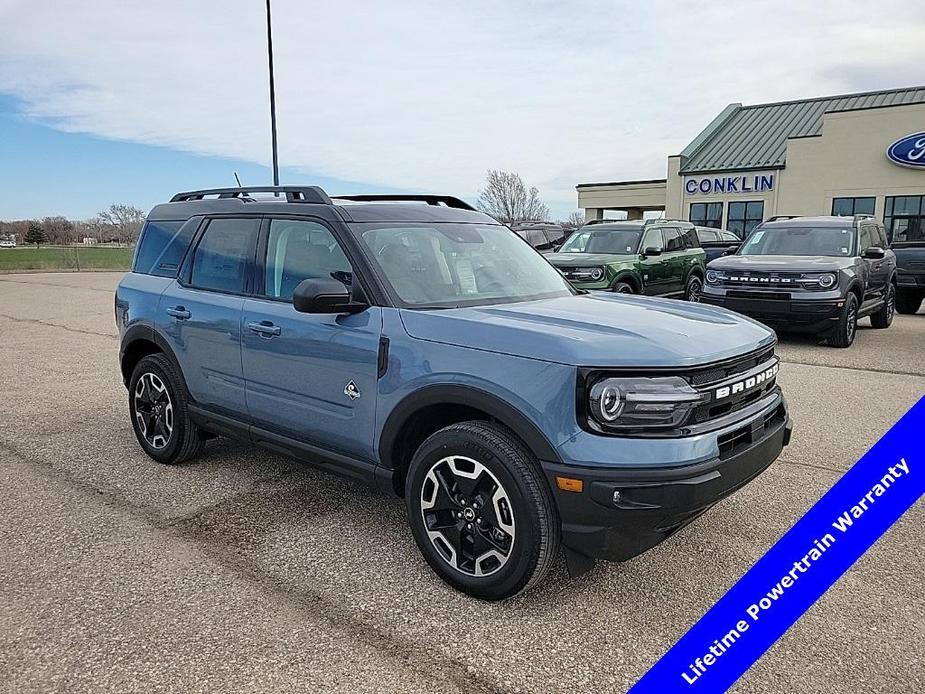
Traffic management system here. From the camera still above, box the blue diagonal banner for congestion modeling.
[629,396,925,693]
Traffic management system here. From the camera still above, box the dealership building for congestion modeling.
[577,86,925,239]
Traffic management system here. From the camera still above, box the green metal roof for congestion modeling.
[679,86,925,174]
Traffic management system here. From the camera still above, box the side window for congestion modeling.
[190,218,259,293]
[525,229,547,249]
[874,225,888,248]
[721,231,741,242]
[641,228,662,251]
[134,220,189,277]
[858,225,874,253]
[680,226,700,248]
[547,227,566,245]
[264,219,352,300]
[663,227,684,252]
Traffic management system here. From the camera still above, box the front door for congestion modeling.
[241,217,382,462]
[158,217,260,416]
[858,223,889,304]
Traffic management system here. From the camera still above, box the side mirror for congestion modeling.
[862,246,885,260]
[723,245,741,256]
[292,278,366,314]
[643,246,663,257]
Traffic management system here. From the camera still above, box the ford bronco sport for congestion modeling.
[545,219,706,301]
[702,215,897,347]
[116,186,790,600]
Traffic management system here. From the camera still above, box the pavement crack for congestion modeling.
[776,455,844,476]
[0,312,116,339]
[779,358,924,378]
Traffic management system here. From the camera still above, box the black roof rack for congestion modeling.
[765,215,802,222]
[170,186,332,204]
[332,194,475,210]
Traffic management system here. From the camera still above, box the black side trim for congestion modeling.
[378,384,562,469]
[377,336,390,378]
[188,405,384,487]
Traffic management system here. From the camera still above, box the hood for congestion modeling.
[709,254,851,272]
[546,252,635,267]
[399,293,774,368]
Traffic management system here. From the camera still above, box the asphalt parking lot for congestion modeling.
[0,272,922,694]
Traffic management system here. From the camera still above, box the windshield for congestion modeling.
[739,226,856,257]
[354,223,575,307]
[560,228,641,254]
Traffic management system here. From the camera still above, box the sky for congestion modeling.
[1,0,924,221]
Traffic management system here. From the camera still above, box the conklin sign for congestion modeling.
[685,173,775,196]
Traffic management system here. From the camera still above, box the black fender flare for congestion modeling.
[610,271,641,293]
[378,384,562,469]
[119,324,187,393]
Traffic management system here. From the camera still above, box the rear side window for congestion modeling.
[663,227,684,252]
[681,227,700,248]
[525,229,547,248]
[133,221,190,277]
[190,218,259,294]
[697,229,719,242]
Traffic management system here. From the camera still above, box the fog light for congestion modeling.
[612,490,623,505]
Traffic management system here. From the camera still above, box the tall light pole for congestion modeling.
[266,0,280,186]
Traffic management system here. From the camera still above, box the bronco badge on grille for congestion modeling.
[714,362,779,401]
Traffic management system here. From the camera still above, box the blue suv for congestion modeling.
[116,186,791,600]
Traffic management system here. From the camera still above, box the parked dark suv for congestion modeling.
[116,186,790,599]
[546,219,707,300]
[702,215,896,347]
[510,222,567,253]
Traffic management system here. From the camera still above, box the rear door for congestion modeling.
[241,217,382,462]
[158,216,259,416]
[660,226,687,295]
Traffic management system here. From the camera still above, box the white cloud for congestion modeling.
[1,0,923,212]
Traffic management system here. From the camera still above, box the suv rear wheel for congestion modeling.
[870,284,895,329]
[405,421,560,600]
[896,289,923,315]
[828,293,858,348]
[128,354,204,464]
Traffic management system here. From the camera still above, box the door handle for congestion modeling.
[166,306,191,320]
[247,321,281,337]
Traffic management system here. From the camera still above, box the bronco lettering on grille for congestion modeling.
[714,363,779,400]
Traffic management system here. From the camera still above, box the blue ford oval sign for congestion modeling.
[886,132,925,169]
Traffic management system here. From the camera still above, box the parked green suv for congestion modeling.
[546,220,707,301]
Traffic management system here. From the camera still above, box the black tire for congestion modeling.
[685,274,703,302]
[895,289,923,315]
[405,421,560,601]
[612,281,635,294]
[828,293,858,348]
[128,353,204,464]
[870,284,895,329]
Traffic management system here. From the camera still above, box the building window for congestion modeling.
[727,201,764,237]
[884,196,925,243]
[832,197,875,217]
[690,202,723,229]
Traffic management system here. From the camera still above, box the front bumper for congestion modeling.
[543,399,790,564]
[700,287,843,332]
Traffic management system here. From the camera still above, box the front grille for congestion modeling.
[719,271,827,291]
[687,347,779,425]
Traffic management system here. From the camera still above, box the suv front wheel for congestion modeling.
[828,293,858,348]
[685,274,703,302]
[405,421,560,600]
[128,354,204,464]
[870,284,895,329]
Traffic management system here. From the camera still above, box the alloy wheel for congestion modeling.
[887,286,895,322]
[420,455,516,577]
[847,303,857,342]
[134,372,174,449]
[688,278,702,302]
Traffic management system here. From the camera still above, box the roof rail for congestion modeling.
[642,218,691,226]
[169,186,332,204]
[853,213,876,221]
[332,194,475,210]
[765,215,802,222]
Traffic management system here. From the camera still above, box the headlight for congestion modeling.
[706,270,723,284]
[588,376,706,432]
[578,267,604,281]
[816,273,837,289]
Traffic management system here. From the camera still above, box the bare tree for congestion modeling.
[42,216,77,245]
[98,204,146,245]
[476,170,549,225]
[561,211,585,231]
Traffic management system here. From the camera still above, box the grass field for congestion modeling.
[0,246,133,272]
